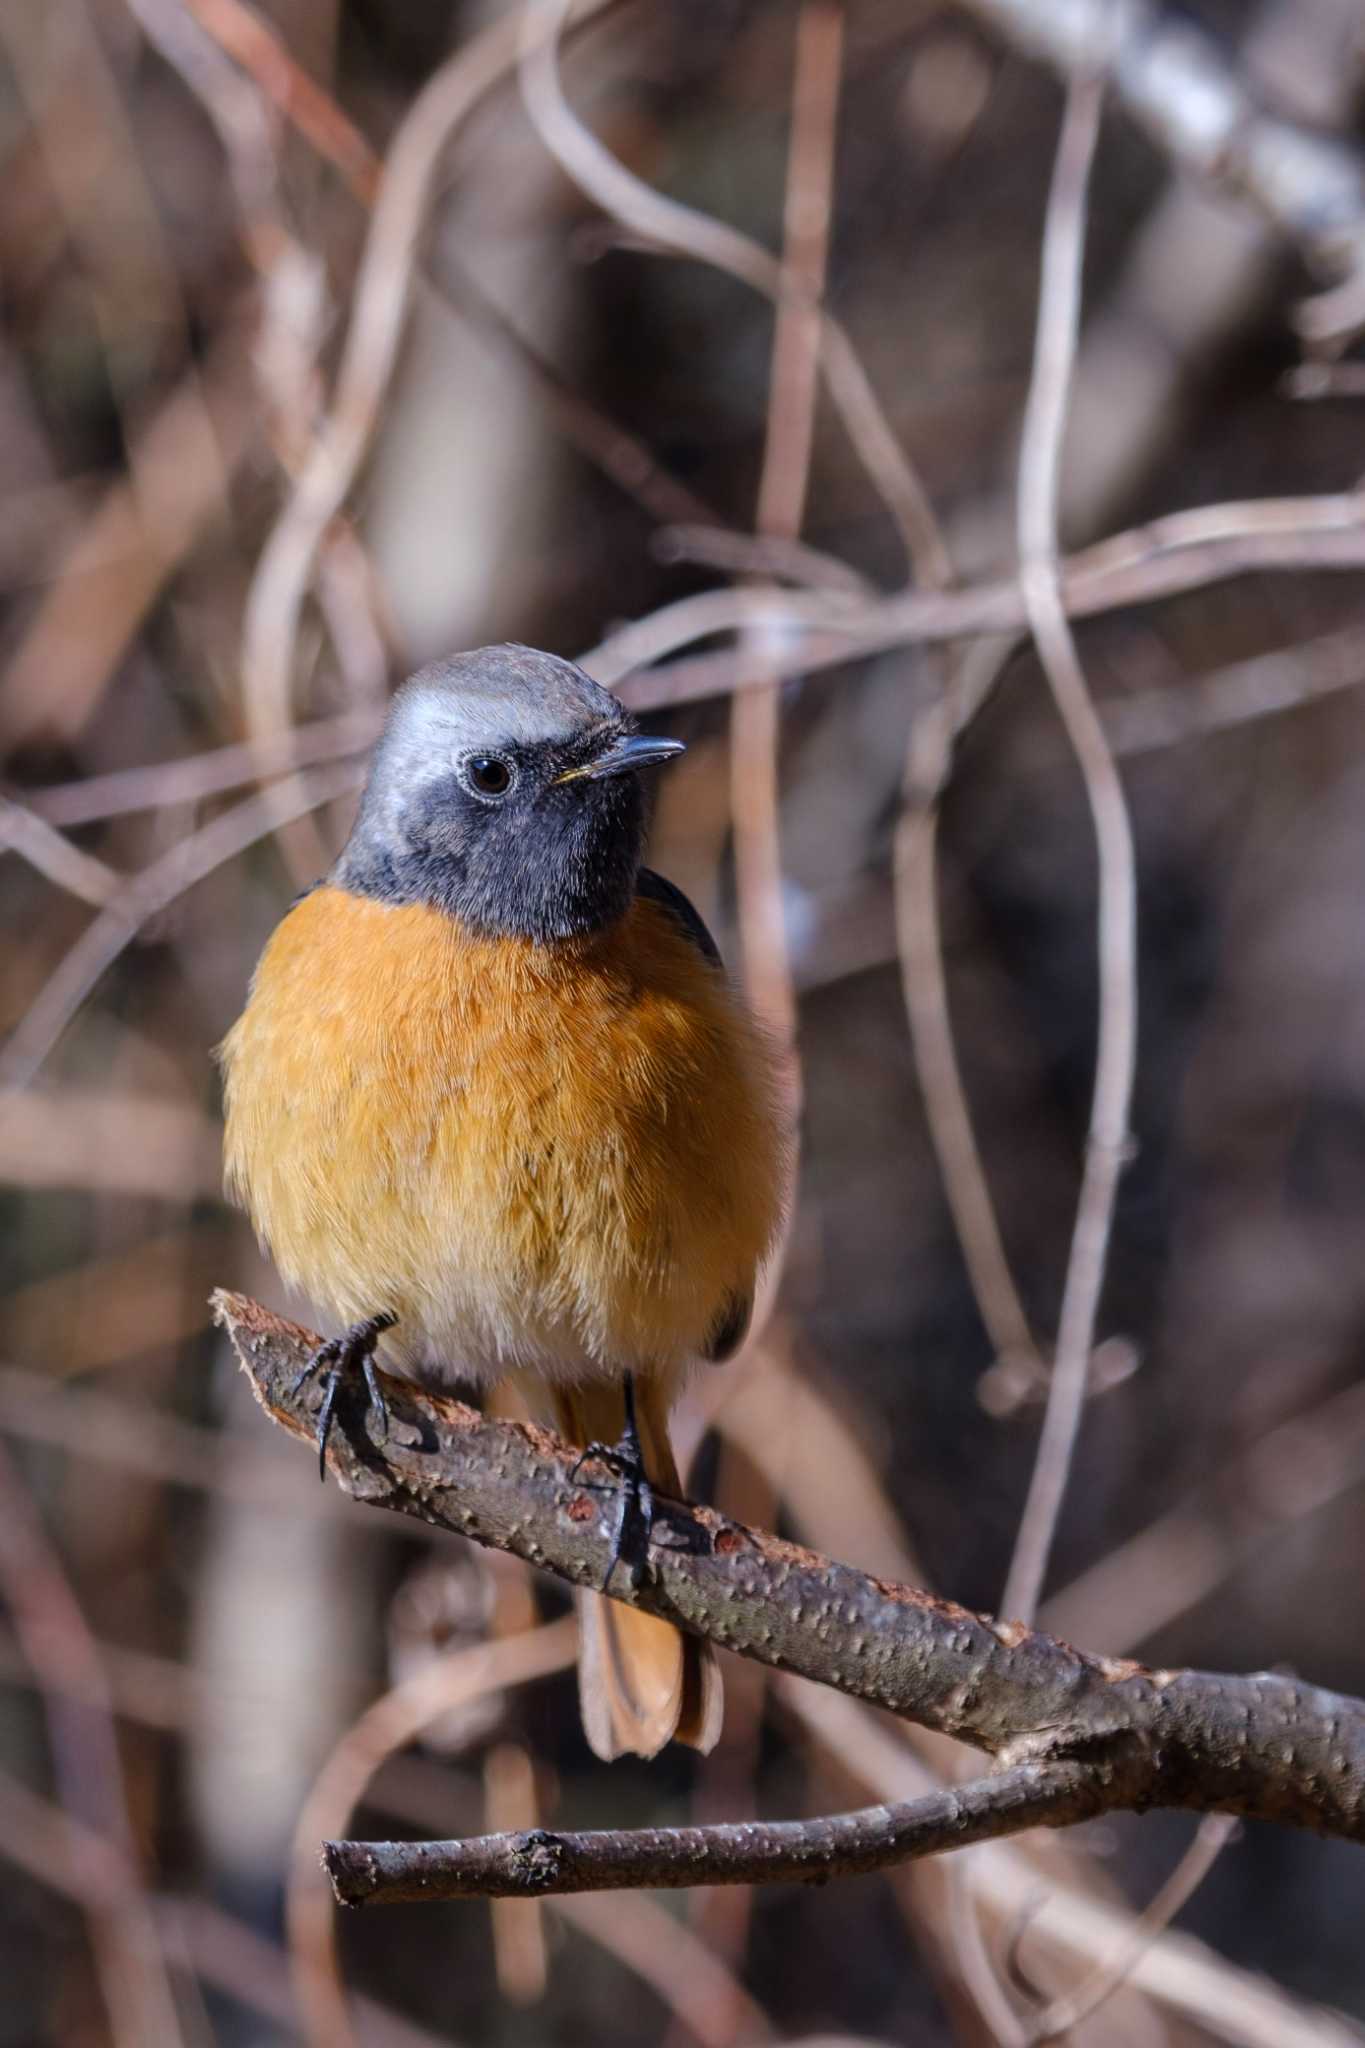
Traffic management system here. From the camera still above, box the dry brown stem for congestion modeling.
[1003,69,1136,1626]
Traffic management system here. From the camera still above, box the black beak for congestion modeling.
[553,733,685,783]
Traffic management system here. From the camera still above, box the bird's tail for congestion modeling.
[550,1379,723,1761]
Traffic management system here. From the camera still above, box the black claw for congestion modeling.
[361,1350,390,1445]
[314,1366,342,1479]
[569,1375,654,1590]
[290,1312,397,1481]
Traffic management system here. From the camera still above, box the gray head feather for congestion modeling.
[332,645,659,942]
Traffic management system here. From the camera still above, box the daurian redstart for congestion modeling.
[220,645,787,1759]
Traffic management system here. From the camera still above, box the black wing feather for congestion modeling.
[635,867,723,968]
[636,869,752,1361]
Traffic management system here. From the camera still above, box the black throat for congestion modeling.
[332,764,647,943]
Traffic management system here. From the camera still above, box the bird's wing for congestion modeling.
[636,868,754,1360]
[634,866,723,968]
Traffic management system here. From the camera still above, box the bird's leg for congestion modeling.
[289,1311,397,1480]
[568,1373,654,1591]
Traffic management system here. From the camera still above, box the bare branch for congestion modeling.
[589,487,1365,701]
[518,0,947,577]
[0,1440,185,2045]
[1004,70,1137,1626]
[219,1290,1365,1905]
[894,642,1045,1381]
[0,795,120,907]
[239,0,615,770]
[0,759,363,1094]
[1020,1813,1240,2044]
[732,0,844,1051]
[956,0,1365,347]
[324,1761,1097,1904]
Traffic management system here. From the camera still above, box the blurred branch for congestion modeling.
[0,325,257,752]
[0,794,120,906]
[141,0,733,548]
[219,1292,1365,1901]
[957,0,1365,347]
[29,707,381,825]
[240,0,614,772]
[1042,1374,1365,1653]
[655,523,875,596]
[0,1769,448,2048]
[0,757,363,1094]
[591,485,1365,699]
[732,0,844,1052]
[0,1091,219,1198]
[0,1440,185,2046]
[554,1891,774,2048]
[287,1620,576,2048]
[21,508,1365,832]
[179,0,380,205]
[894,640,1045,1382]
[519,0,948,579]
[1003,70,1136,1626]
[786,1682,1361,2048]
[1018,1813,1239,2044]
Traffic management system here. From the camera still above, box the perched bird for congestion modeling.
[220,644,787,1759]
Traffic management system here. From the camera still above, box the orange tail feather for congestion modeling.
[549,1379,722,1761]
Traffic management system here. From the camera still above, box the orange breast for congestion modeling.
[219,885,787,1386]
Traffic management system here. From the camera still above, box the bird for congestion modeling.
[219,643,788,1760]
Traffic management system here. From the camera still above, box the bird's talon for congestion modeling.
[587,1377,655,1592]
[289,1312,396,1482]
[569,1438,631,1486]
[362,1351,390,1444]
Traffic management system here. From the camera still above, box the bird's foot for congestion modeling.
[568,1381,653,1591]
[289,1311,397,1480]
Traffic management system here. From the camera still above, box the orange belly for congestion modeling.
[220,885,786,1387]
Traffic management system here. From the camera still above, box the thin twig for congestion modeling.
[0,1439,185,2047]
[733,0,844,1050]
[657,523,875,595]
[1042,1376,1365,1654]
[953,0,1365,346]
[1022,1814,1240,2043]
[0,794,121,906]
[326,1761,1097,1903]
[239,0,614,783]
[584,487,1365,695]
[894,639,1044,1379]
[29,708,382,825]
[784,1681,1358,2048]
[0,759,363,1094]
[1002,68,1137,1627]
[518,0,946,578]
[287,1622,576,2048]
[23,506,1365,830]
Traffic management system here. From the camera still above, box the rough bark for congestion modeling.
[216,1292,1365,1901]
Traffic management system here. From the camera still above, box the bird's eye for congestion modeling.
[465,755,512,797]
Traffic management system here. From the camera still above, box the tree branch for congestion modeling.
[216,1292,1365,1902]
[956,0,1365,347]
[323,1761,1099,1903]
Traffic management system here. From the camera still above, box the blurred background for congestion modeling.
[4,0,1365,2041]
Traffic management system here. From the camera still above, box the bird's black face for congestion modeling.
[332,646,682,942]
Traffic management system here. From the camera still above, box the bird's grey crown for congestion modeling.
[388,644,624,756]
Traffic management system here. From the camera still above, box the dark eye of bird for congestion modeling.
[466,755,511,796]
